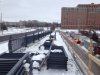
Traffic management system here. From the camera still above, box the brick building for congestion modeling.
[61,3,100,30]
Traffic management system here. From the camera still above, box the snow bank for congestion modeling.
[36,46,50,54]
[23,60,27,63]
[0,42,8,54]
[33,61,39,68]
[51,49,63,53]
[61,29,79,33]
[0,27,35,36]
[32,54,45,61]
[37,50,49,54]
[24,63,30,72]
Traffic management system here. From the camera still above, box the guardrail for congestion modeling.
[61,31,100,75]
[0,29,43,42]
[0,53,32,75]
[8,30,52,53]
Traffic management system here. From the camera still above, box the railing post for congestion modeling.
[55,31,56,40]
[41,30,42,38]
[25,33,28,47]
[41,31,42,38]
[29,55,33,75]
[8,35,12,53]
[38,31,39,40]
[32,33,35,43]
[43,31,44,37]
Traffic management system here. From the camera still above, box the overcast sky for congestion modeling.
[0,0,99,23]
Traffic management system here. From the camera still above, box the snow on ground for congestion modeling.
[0,41,9,54]
[25,32,83,75]
[0,31,83,75]
[24,35,49,53]
[96,30,100,34]
[0,27,36,36]
[60,29,79,33]
[53,32,83,75]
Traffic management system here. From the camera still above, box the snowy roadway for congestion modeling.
[0,27,36,36]
[0,32,83,75]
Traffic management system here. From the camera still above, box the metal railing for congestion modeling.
[8,30,52,53]
[0,53,31,75]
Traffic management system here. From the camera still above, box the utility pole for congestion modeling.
[0,11,3,34]
[0,0,3,34]
[0,13,1,30]
[1,12,2,26]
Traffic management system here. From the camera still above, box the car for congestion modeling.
[72,38,81,44]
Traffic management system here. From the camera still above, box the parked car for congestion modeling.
[94,46,100,55]
[72,38,81,44]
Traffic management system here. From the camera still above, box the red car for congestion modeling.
[72,38,81,44]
